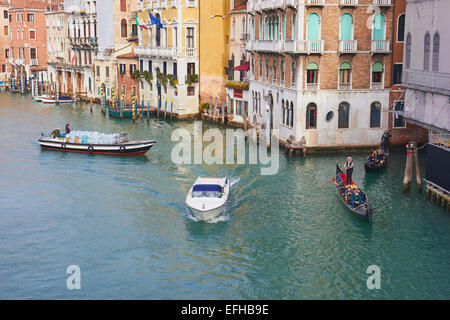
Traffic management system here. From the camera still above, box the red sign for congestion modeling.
[234,89,243,99]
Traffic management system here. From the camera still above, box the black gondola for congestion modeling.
[335,164,373,222]
[364,146,389,172]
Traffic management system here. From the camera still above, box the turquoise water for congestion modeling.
[0,92,449,299]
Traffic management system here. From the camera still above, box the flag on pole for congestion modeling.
[136,13,148,30]
[148,11,164,28]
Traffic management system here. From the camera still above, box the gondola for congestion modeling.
[364,146,389,172]
[335,164,373,222]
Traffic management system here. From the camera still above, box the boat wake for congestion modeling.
[184,209,230,224]
[230,177,240,188]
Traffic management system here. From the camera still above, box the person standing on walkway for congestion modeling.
[344,157,354,186]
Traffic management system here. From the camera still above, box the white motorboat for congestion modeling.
[33,94,49,102]
[186,177,231,221]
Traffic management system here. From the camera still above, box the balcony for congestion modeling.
[300,40,324,54]
[372,0,391,6]
[30,59,39,66]
[134,46,179,58]
[185,48,196,57]
[246,40,284,53]
[8,58,13,64]
[338,40,357,54]
[371,40,390,53]
[55,51,64,58]
[371,82,383,90]
[306,83,318,91]
[15,58,24,65]
[403,69,450,96]
[306,0,325,6]
[340,0,358,6]
[338,83,351,91]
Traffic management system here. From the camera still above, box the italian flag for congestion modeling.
[136,13,148,30]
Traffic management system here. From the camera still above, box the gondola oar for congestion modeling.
[320,168,343,189]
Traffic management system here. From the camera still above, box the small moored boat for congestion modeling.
[186,177,231,221]
[39,131,155,156]
[335,164,373,222]
[40,96,74,104]
[364,147,389,172]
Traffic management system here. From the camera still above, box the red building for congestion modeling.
[8,0,54,86]
[116,52,139,106]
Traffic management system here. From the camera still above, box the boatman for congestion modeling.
[381,130,392,153]
[344,156,354,186]
[65,123,71,134]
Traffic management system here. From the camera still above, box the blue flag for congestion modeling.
[149,11,164,29]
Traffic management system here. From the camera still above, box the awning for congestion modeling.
[232,61,250,71]
[193,184,223,192]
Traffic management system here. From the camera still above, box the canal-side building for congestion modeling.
[388,0,427,145]
[401,0,450,194]
[116,51,139,106]
[57,0,97,98]
[134,0,230,118]
[93,0,137,103]
[8,0,49,90]
[45,1,69,94]
[0,0,13,84]
[225,0,250,125]
[247,0,394,149]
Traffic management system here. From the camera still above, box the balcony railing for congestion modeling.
[15,58,24,65]
[301,40,324,54]
[340,0,358,6]
[371,82,383,90]
[373,0,391,6]
[306,83,318,91]
[30,59,39,66]
[249,39,324,54]
[371,40,390,53]
[185,48,196,57]
[134,46,178,58]
[338,83,351,90]
[306,0,325,6]
[339,40,357,53]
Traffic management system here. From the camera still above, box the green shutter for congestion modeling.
[307,62,318,70]
[340,14,352,40]
[307,13,320,40]
[373,14,385,40]
[340,62,351,70]
[372,62,383,72]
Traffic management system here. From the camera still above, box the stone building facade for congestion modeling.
[247,0,394,149]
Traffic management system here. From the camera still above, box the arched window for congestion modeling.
[273,60,277,83]
[340,14,353,40]
[371,62,383,88]
[306,103,317,129]
[281,59,285,84]
[285,100,289,126]
[373,14,385,40]
[338,102,350,129]
[120,19,127,38]
[432,33,440,72]
[232,18,235,38]
[259,58,262,78]
[339,62,351,89]
[282,100,286,125]
[289,102,294,128]
[258,93,261,114]
[307,13,320,40]
[292,14,297,40]
[397,14,405,42]
[370,102,381,128]
[405,33,411,69]
[120,0,126,12]
[424,32,430,71]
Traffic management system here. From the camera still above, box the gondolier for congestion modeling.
[344,157,354,186]
[381,130,392,153]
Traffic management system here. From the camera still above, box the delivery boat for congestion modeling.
[185,177,231,221]
[38,131,155,156]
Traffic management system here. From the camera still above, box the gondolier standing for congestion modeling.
[344,157,354,186]
[381,130,392,153]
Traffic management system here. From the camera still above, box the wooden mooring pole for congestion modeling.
[413,145,422,193]
[402,143,414,193]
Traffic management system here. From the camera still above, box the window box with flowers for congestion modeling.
[225,81,249,90]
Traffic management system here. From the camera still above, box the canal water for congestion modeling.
[0,92,449,299]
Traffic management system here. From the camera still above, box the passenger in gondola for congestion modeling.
[344,185,352,203]
[352,189,363,207]
[357,188,368,206]
[344,157,354,186]
[65,123,71,134]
